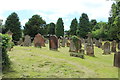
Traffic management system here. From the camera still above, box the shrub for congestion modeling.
[0,33,12,70]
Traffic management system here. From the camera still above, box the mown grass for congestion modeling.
[3,43,118,78]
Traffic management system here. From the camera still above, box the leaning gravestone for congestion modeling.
[34,33,45,47]
[111,40,116,52]
[103,42,111,54]
[49,36,58,50]
[114,51,120,68]
[86,33,94,56]
[24,35,31,46]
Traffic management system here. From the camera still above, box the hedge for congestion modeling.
[0,33,13,70]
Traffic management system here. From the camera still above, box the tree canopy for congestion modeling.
[69,18,78,35]
[5,12,22,41]
[55,18,64,38]
[24,14,46,38]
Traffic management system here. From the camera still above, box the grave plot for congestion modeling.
[69,36,84,59]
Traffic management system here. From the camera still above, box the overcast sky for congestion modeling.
[0,0,114,30]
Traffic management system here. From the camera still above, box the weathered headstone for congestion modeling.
[103,42,111,54]
[34,33,45,47]
[24,35,31,46]
[111,40,116,52]
[86,33,94,56]
[114,51,120,68]
[86,45,94,56]
[98,42,102,48]
[86,33,93,45]
[70,38,84,59]
[17,38,23,45]
[61,37,66,47]
[95,39,102,48]
[69,40,76,52]
[49,36,58,50]
[80,38,85,44]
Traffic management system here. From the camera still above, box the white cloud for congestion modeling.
[0,0,115,30]
[21,19,28,26]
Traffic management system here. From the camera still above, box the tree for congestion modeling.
[90,19,97,31]
[108,1,120,40]
[77,13,90,38]
[69,18,78,35]
[48,22,55,35]
[92,22,108,40]
[24,14,46,38]
[55,18,64,38]
[5,12,22,41]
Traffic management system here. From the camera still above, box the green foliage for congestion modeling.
[90,19,97,31]
[92,22,108,40]
[108,1,120,40]
[70,18,78,35]
[77,13,90,38]
[48,22,55,35]
[5,12,22,41]
[55,18,64,38]
[0,33,11,70]
[24,14,46,38]
[0,25,6,33]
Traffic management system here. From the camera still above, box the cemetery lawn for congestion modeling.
[3,44,118,78]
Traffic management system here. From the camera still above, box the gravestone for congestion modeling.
[17,38,23,46]
[70,38,84,59]
[98,39,102,48]
[45,39,48,44]
[118,41,120,50]
[111,40,116,52]
[93,38,96,44]
[103,42,111,54]
[24,35,31,46]
[58,39,61,48]
[84,43,87,51]
[34,33,45,47]
[49,36,58,50]
[80,38,85,44]
[61,37,66,47]
[69,40,76,52]
[86,33,94,56]
[86,45,94,56]
[95,40,102,48]
[66,40,70,47]
[114,51,120,68]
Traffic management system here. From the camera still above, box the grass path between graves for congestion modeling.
[3,44,118,78]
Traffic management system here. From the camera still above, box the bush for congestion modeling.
[0,33,12,70]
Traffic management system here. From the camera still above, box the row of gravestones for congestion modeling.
[17,33,45,48]
[17,33,120,68]
[69,33,120,68]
